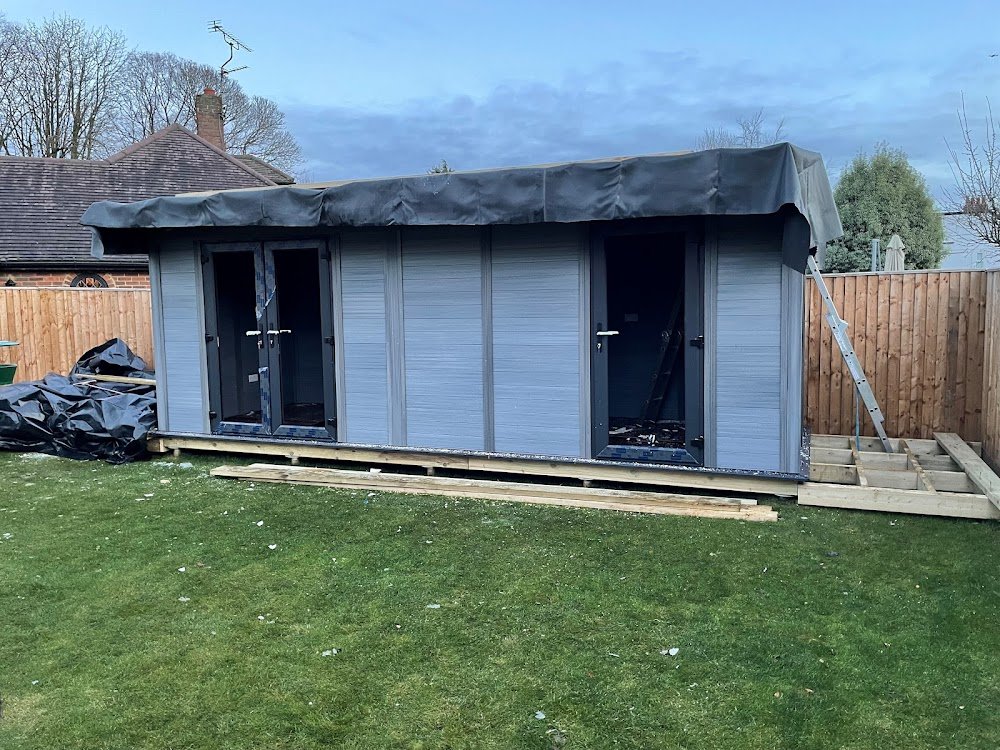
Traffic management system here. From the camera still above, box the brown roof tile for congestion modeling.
[0,125,274,270]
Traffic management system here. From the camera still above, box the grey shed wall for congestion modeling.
[706,216,803,473]
[149,217,804,475]
[151,239,209,434]
[336,224,585,456]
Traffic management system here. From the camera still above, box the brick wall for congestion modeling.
[2,270,150,289]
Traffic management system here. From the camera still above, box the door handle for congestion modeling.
[595,329,618,352]
[266,329,291,347]
[245,330,263,349]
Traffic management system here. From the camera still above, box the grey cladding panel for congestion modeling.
[158,242,208,433]
[340,232,390,444]
[492,225,582,457]
[401,228,484,449]
[714,219,783,471]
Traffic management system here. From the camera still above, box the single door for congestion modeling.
[590,225,704,464]
[263,241,337,439]
[203,240,336,439]
[203,243,268,434]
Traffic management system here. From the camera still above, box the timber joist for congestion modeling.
[802,433,1000,520]
[210,463,778,522]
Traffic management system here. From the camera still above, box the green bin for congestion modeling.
[0,341,18,385]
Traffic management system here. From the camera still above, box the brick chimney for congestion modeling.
[195,87,225,151]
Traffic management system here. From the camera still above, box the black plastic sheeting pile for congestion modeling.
[0,339,156,463]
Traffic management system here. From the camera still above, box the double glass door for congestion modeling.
[203,240,336,439]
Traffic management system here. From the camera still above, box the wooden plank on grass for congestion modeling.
[798,482,1000,520]
[934,432,1000,511]
[211,464,778,521]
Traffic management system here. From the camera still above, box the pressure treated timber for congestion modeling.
[211,463,778,522]
[799,483,1000,521]
[805,432,1000,519]
[934,432,1000,511]
[149,433,800,496]
[72,373,156,386]
[0,287,154,383]
[901,442,935,492]
[805,270,988,441]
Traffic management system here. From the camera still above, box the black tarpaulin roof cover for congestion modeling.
[82,144,843,268]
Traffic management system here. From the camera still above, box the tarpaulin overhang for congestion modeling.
[81,143,843,271]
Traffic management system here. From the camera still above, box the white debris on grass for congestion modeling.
[256,521,264,527]
[159,479,171,485]
[268,544,278,550]
[177,567,186,573]
[321,649,338,657]
[152,461,194,469]
[534,711,546,720]
[426,603,441,609]
[660,647,680,657]
[178,596,190,603]
[2,532,11,540]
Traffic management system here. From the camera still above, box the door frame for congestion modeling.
[202,239,337,441]
[588,218,705,464]
[202,241,269,437]
[263,239,337,441]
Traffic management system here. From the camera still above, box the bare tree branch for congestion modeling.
[698,109,786,150]
[945,95,1000,256]
[5,15,127,158]
[111,53,302,173]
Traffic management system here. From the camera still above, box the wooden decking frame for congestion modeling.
[148,432,799,496]
[801,433,1000,520]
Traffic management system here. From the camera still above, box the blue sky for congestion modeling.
[4,0,997,196]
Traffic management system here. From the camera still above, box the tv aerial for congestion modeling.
[208,20,252,78]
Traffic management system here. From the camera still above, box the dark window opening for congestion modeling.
[214,251,262,424]
[272,249,325,427]
[605,233,686,449]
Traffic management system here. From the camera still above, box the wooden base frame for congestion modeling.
[147,431,799,497]
[802,433,1000,520]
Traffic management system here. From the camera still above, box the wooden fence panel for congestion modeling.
[805,270,989,442]
[0,288,153,381]
[982,271,1000,469]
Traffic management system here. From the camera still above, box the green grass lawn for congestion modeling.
[0,452,997,749]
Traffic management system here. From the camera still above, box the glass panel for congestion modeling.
[273,249,325,427]
[214,251,262,424]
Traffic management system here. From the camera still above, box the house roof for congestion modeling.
[84,143,844,272]
[232,154,295,185]
[0,124,276,270]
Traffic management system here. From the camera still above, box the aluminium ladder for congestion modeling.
[806,254,893,453]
